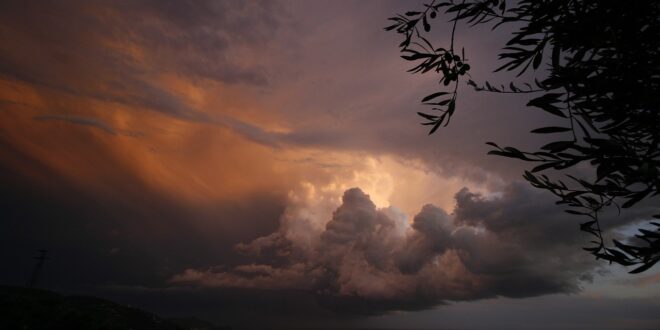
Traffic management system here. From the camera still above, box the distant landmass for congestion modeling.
[0,286,231,330]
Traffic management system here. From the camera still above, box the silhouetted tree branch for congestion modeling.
[387,0,660,273]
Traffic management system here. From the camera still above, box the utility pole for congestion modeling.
[27,249,49,288]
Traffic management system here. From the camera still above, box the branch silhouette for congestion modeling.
[387,0,660,273]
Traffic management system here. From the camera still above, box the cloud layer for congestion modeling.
[1,0,658,326]
[172,183,604,313]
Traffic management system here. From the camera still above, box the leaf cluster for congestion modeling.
[387,0,660,272]
[385,1,471,132]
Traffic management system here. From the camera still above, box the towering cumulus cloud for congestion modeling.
[171,183,600,314]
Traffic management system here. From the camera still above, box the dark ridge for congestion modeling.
[0,286,229,330]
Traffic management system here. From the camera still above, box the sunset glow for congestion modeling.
[1,1,659,329]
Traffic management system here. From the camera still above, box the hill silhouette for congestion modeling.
[0,286,230,330]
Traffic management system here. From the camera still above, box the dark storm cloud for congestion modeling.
[0,141,286,293]
[0,0,278,83]
[109,0,279,84]
[0,0,560,184]
[171,183,654,314]
[0,0,568,185]
[0,0,294,300]
[0,0,281,127]
[0,0,304,150]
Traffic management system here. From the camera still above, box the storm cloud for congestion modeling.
[172,183,606,313]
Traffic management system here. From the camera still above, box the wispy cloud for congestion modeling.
[34,114,119,135]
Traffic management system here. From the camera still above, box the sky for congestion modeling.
[0,1,659,329]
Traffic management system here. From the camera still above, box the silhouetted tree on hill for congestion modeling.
[386,0,659,272]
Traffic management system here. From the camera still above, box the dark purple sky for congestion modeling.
[0,1,658,328]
